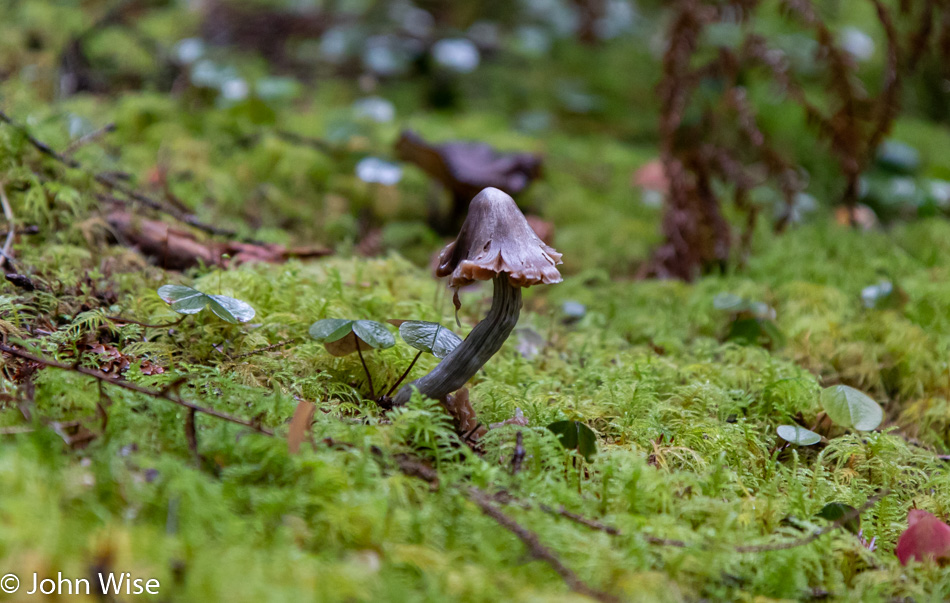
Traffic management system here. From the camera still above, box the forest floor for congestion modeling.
[2,2,950,601]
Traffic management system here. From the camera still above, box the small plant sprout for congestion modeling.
[391,187,562,408]
[309,319,395,399]
[157,284,255,324]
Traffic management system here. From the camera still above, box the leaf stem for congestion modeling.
[356,338,376,399]
[385,350,423,398]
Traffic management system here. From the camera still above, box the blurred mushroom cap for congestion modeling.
[395,130,542,198]
[436,187,562,288]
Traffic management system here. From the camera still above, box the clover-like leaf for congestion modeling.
[777,424,821,446]
[207,294,256,324]
[352,320,396,349]
[820,385,883,431]
[309,319,355,343]
[398,321,462,358]
[157,284,209,314]
[309,319,394,357]
[713,292,748,312]
[546,420,597,461]
[816,502,861,535]
[158,284,256,323]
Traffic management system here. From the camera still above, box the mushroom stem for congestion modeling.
[393,275,522,405]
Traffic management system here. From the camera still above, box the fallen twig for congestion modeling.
[0,343,273,435]
[64,122,116,155]
[231,339,298,360]
[733,491,888,553]
[0,182,16,271]
[106,315,186,329]
[0,109,259,243]
[467,487,621,603]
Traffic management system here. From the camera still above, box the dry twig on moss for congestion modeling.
[0,343,273,435]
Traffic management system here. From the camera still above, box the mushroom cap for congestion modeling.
[395,131,542,198]
[436,187,563,288]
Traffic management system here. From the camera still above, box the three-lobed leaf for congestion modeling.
[776,424,821,446]
[820,385,883,431]
[398,321,462,358]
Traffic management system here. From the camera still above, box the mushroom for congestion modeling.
[392,187,562,405]
[395,130,543,233]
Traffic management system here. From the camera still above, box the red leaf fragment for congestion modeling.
[895,509,950,565]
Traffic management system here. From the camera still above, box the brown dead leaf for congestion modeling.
[288,399,316,454]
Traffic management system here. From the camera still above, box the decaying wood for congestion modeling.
[107,211,330,270]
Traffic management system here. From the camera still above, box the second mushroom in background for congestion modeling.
[395,130,543,234]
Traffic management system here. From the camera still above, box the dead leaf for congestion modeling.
[896,509,950,566]
[288,399,316,454]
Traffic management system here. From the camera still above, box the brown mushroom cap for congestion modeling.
[436,187,563,288]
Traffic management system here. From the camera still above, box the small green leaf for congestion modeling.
[713,293,748,312]
[816,502,861,534]
[352,320,395,349]
[309,319,393,356]
[546,420,597,461]
[157,284,209,314]
[820,385,883,431]
[207,295,256,323]
[309,319,354,343]
[398,321,462,358]
[776,424,821,446]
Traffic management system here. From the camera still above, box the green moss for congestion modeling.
[2,1,950,600]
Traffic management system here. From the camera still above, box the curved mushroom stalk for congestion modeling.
[392,187,561,408]
[393,276,521,404]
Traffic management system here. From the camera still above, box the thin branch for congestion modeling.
[734,491,888,553]
[467,487,621,603]
[0,182,15,271]
[184,407,201,466]
[0,109,261,244]
[64,122,116,156]
[106,315,186,329]
[0,343,273,435]
[230,339,298,360]
[0,426,34,435]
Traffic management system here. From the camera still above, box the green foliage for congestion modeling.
[158,284,256,323]
[2,1,950,601]
[309,318,396,356]
[546,420,597,461]
[397,321,462,359]
[777,424,821,446]
[821,385,884,432]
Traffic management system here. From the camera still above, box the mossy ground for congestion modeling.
[2,1,950,601]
